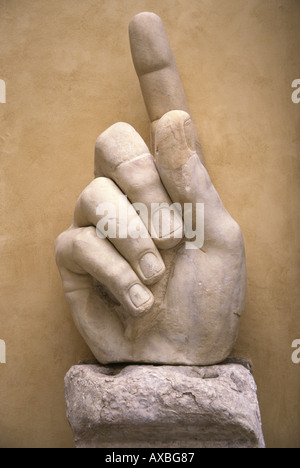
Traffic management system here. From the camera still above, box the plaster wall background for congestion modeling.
[0,0,299,448]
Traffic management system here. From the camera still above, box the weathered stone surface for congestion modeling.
[65,362,265,448]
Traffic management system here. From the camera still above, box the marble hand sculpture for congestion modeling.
[55,12,246,365]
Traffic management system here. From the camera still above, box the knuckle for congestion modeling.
[54,230,70,265]
[228,219,244,250]
[73,226,95,245]
[71,227,96,265]
[77,177,112,212]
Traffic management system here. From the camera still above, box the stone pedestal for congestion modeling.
[64,360,265,448]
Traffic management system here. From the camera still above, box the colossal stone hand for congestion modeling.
[55,13,246,365]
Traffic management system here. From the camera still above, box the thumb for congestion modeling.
[154,110,215,203]
[150,114,205,166]
[154,110,226,246]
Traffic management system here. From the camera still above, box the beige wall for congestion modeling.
[0,0,299,448]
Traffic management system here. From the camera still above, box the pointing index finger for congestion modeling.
[129,12,205,165]
[129,12,190,122]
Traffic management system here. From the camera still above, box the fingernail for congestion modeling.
[139,252,165,283]
[129,284,152,309]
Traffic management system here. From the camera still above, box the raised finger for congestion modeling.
[129,12,205,164]
[129,12,189,123]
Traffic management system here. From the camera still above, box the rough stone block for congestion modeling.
[65,361,265,448]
